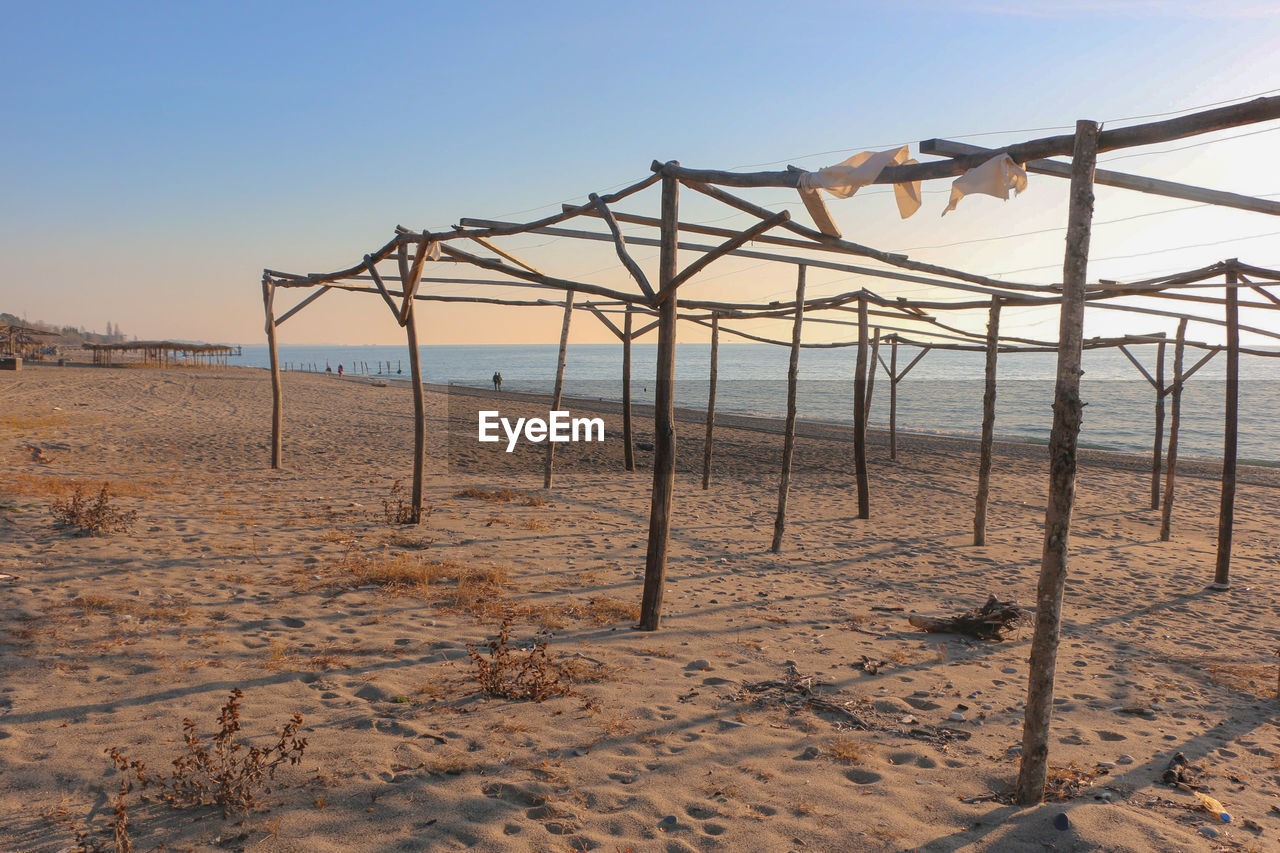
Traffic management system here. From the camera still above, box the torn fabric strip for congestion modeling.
[797,146,923,236]
[942,154,1028,216]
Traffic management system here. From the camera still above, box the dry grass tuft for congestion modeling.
[827,737,874,764]
[0,411,66,431]
[3,474,153,500]
[454,487,546,507]
[335,549,510,616]
[562,597,640,625]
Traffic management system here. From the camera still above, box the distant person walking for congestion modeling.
[492,371,503,391]
[337,364,343,376]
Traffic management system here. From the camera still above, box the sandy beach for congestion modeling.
[2,363,1278,852]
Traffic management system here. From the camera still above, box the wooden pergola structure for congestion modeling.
[1,324,58,359]
[86,341,237,368]
[262,96,1280,803]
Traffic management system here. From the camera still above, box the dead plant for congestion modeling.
[107,688,308,816]
[467,610,573,702]
[382,479,430,525]
[52,484,137,536]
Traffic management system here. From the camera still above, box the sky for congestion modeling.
[3,0,1280,348]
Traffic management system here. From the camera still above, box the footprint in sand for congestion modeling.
[846,768,883,784]
[1098,730,1128,742]
[889,751,936,768]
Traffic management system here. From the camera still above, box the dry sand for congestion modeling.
[1,363,1278,853]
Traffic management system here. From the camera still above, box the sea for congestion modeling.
[236,343,1278,465]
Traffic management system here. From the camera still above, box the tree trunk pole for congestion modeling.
[1017,119,1099,806]
[853,295,870,519]
[973,297,1002,546]
[1160,320,1187,541]
[1151,334,1166,509]
[405,301,426,523]
[701,313,720,490]
[864,328,881,436]
[1213,270,1239,589]
[543,292,576,488]
[262,276,283,469]
[771,266,807,552]
[889,337,899,461]
[639,173,679,631]
[622,306,635,472]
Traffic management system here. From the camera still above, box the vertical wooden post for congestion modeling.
[973,297,1002,546]
[701,313,720,490]
[1213,270,1239,590]
[852,295,870,519]
[622,306,635,472]
[771,267,807,553]
[262,276,283,469]
[864,328,881,435]
[1151,334,1167,509]
[888,337,899,461]
[639,172,679,632]
[1017,119,1099,806]
[1160,320,1187,542]
[404,301,426,523]
[544,292,576,488]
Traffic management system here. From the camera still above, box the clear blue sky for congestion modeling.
[3,1,1279,346]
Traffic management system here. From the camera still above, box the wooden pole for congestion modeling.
[772,267,807,552]
[544,291,576,488]
[405,301,426,523]
[1213,270,1239,589]
[973,298,1002,546]
[1017,119,1099,806]
[639,173,679,631]
[864,328,881,435]
[701,313,719,490]
[888,338,899,461]
[1160,320,1188,541]
[262,277,283,469]
[1151,334,1167,509]
[853,295,870,519]
[623,306,635,472]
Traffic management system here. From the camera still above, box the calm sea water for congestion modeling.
[237,343,1278,464]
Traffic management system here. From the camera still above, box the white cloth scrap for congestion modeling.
[797,146,923,236]
[942,154,1028,216]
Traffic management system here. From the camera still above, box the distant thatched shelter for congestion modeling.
[85,341,239,368]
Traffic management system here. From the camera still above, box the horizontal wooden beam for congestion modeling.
[460,217,1045,302]
[921,138,1280,216]
[656,96,1280,187]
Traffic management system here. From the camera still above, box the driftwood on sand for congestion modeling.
[908,595,1029,641]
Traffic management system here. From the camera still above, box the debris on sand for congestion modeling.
[907,595,1028,641]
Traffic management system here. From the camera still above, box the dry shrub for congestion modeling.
[107,688,307,815]
[517,518,550,531]
[454,486,545,507]
[468,611,575,702]
[382,479,431,525]
[562,596,640,625]
[52,485,137,535]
